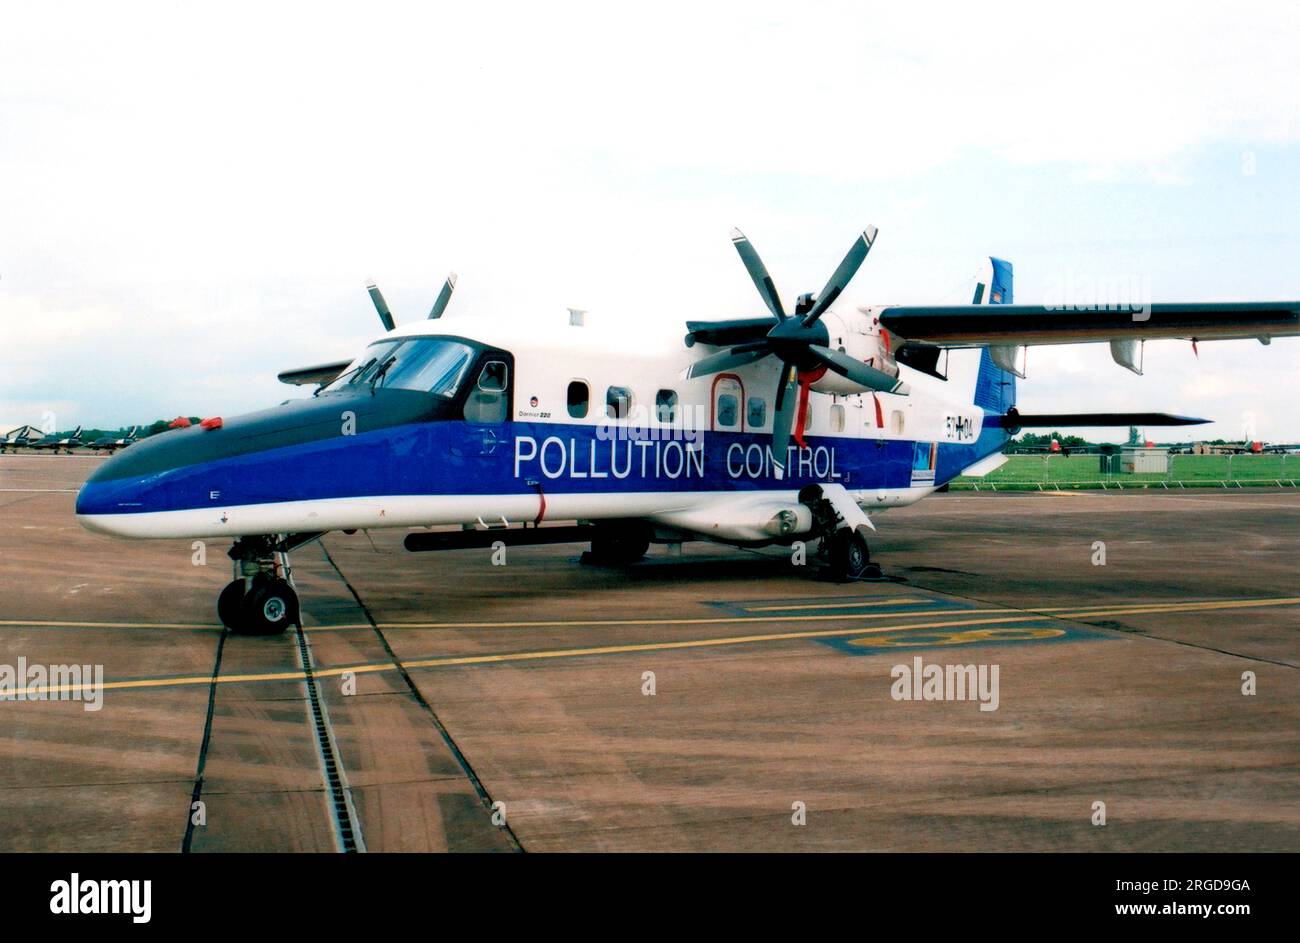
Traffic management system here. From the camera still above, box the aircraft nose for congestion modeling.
[75,391,439,538]
[75,429,199,535]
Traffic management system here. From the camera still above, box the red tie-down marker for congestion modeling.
[199,417,223,430]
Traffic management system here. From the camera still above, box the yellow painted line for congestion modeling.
[7,596,1297,698]
[0,619,377,631]
[315,596,1299,631]
[0,620,227,631]
[741,597,926,612]
[4,596,1295,634]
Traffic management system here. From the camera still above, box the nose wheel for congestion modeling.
[218,575,299,635]
[218,534,317,634]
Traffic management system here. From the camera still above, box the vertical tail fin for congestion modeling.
[972,257,1016,415]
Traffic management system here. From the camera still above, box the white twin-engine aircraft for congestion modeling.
[76,227,1300,633]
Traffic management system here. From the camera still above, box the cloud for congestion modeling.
[1,2,1298,434]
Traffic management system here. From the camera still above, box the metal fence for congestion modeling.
[954,453,1298,490]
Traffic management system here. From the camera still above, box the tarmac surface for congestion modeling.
[1,454,1297,852]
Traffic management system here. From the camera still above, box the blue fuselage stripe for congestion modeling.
[75,419,1008,515]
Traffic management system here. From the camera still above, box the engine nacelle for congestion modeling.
[808,308,900,395]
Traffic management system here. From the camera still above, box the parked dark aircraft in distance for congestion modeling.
[31,426,83,454]
[88,426,140,453]
[1,425,44,452]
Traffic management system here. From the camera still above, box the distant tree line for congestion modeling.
[33,418,203,440]
[1014,431,1090,448]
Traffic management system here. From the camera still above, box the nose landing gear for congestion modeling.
[218,574,298,635]
[219,533,320,634]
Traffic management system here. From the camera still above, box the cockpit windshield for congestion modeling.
[321,337,477,397]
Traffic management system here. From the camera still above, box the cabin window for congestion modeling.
[655,389,678,423]
[716,393,739,429]
[606,386,634,420]
[891,409,905,435]
[830,404,845,433]
[747,396,766,429]
[567,381,589,419]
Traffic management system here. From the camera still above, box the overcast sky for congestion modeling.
[2,1,1298,441]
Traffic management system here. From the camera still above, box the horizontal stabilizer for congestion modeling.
[996,411,1209,429]
[960,452,1010,478]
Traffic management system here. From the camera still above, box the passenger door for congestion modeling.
[711,375,744,432]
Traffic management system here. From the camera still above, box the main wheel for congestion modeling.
[217,579,247,630]
[588,527,650,565]
[827,529,872,581]
[239,577,298,635]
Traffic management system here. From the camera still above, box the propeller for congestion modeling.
[687,226,905,478]
[366,272,458,330]
[428,272,457,320]
[366,281,396,332]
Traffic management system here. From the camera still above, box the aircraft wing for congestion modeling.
[277,360,353,387]
[878,301,1300,347]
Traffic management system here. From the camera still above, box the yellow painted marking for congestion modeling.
[2,596,1296,635]
[0,619,380,631]
[848,626,1066,648]
[6,596,1297,698]
[742,597,925,612]
[316,596,1300,631]
[0,620,227,631]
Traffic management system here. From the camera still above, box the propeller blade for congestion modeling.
[770,362,800,479]
[428,271,458,320]
[366,281,397,332]
[803,225,878,325]
[683,342,771,379]
[730,229,787,322]
[685,317,773,347]
[809,344,910,394]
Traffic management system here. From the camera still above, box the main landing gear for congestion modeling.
[218,534,320,635]
[799,484,883,582]
[582,521,651,566]
[822,527,880,582]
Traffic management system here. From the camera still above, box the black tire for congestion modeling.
[827,529,871,581]
[217,579,246,631]
[239,577,298,635]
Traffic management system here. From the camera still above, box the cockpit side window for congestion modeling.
[464,360,510,423]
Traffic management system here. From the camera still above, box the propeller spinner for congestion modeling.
[686,227,906,478]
